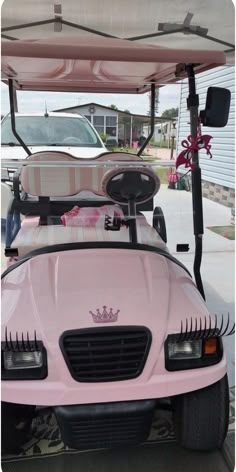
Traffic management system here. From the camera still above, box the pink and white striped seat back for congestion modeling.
[20,152,143,197]
[21,151,80,197]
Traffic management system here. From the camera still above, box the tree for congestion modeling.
[161,107,179,119]
[110,104,118,110]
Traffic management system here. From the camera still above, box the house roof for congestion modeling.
[53,102,175,122]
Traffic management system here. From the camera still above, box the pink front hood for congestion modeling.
[2,248,208,345]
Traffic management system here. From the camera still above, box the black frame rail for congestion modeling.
[186,64,205,300]
[8,79,31,156]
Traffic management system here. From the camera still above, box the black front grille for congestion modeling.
[60,327,151,382]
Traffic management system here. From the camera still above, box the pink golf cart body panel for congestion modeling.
[1,248,226,406]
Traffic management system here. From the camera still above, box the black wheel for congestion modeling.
[173,375,229,451]
[152,207,167,243]
[1,402,35,453]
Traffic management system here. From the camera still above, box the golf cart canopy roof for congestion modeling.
[1,37,226,94]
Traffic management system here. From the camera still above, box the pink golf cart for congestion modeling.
[1,36,234,453]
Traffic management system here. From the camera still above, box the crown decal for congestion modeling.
[89,305,120,323]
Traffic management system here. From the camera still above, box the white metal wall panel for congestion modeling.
[177,66,235,189]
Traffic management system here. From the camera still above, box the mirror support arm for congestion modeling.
[186,64,205,300]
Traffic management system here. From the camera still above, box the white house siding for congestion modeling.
[60,105,118,138]
[177,66,235,207]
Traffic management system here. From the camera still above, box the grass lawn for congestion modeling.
[207,225,235,240]
[108,147,169,184]
[156,167,169,184]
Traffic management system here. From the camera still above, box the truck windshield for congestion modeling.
[1,115,103,147]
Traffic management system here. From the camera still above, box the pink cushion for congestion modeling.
[12,216,167,257]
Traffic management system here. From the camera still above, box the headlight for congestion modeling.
[3,351,43,370]
[1,335,47,380]
[165,335,223,371]
[168,340,202,360]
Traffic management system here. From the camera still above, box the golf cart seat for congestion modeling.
[8,160,167,258]
[1,182,13,220]
[18,150,143,202]
[22,150,143,163]
[11,213,167,257]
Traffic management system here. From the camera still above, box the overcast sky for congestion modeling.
[1,82,180,116]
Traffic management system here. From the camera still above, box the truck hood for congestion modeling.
[1,145,106,160]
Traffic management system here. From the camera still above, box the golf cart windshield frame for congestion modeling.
[6,69,205,299]
[2,36,223,300]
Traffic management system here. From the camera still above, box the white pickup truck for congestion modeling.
[1,112,107,220]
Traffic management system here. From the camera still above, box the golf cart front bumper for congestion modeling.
[54,399,156,450]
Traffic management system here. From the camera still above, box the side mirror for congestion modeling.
[200,87,231,127]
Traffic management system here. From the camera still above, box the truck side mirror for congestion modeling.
[200,87,231,127]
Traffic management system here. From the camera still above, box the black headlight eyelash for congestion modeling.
[5,327,10,351]
[16,331,20,351]
[220,312,230,336]
[195,318,201,340]
[218,314,224,336]
[186,317,193,341]
[3,329,42,352]
[34,330,39,350]
[192,318,198,340]
[9,331,14,352]
[22,331,26,351]
[184,318,188,342]
[171,313,235,343]
[227,323,235,336]
[201,316,207,339]
[211,313,218,337]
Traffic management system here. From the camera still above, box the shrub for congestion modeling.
[99,132,108,143]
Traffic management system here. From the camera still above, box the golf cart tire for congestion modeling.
[173,374,229,451]
[1,402,35,454]
[152,206,167,243]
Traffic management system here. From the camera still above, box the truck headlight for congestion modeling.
[165,335,223,371]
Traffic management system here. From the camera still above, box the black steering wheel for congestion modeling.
[102,167,160,205]
[62,137,82,144]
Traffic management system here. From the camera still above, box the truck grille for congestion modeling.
[60,327,151,382]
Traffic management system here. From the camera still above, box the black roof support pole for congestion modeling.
[8,79,31,156]
[137,82,155,156]
[186,64,205,300]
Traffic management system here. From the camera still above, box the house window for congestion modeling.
[105,116,117,136]
[93,115,104,135]
[84,115,91,122]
